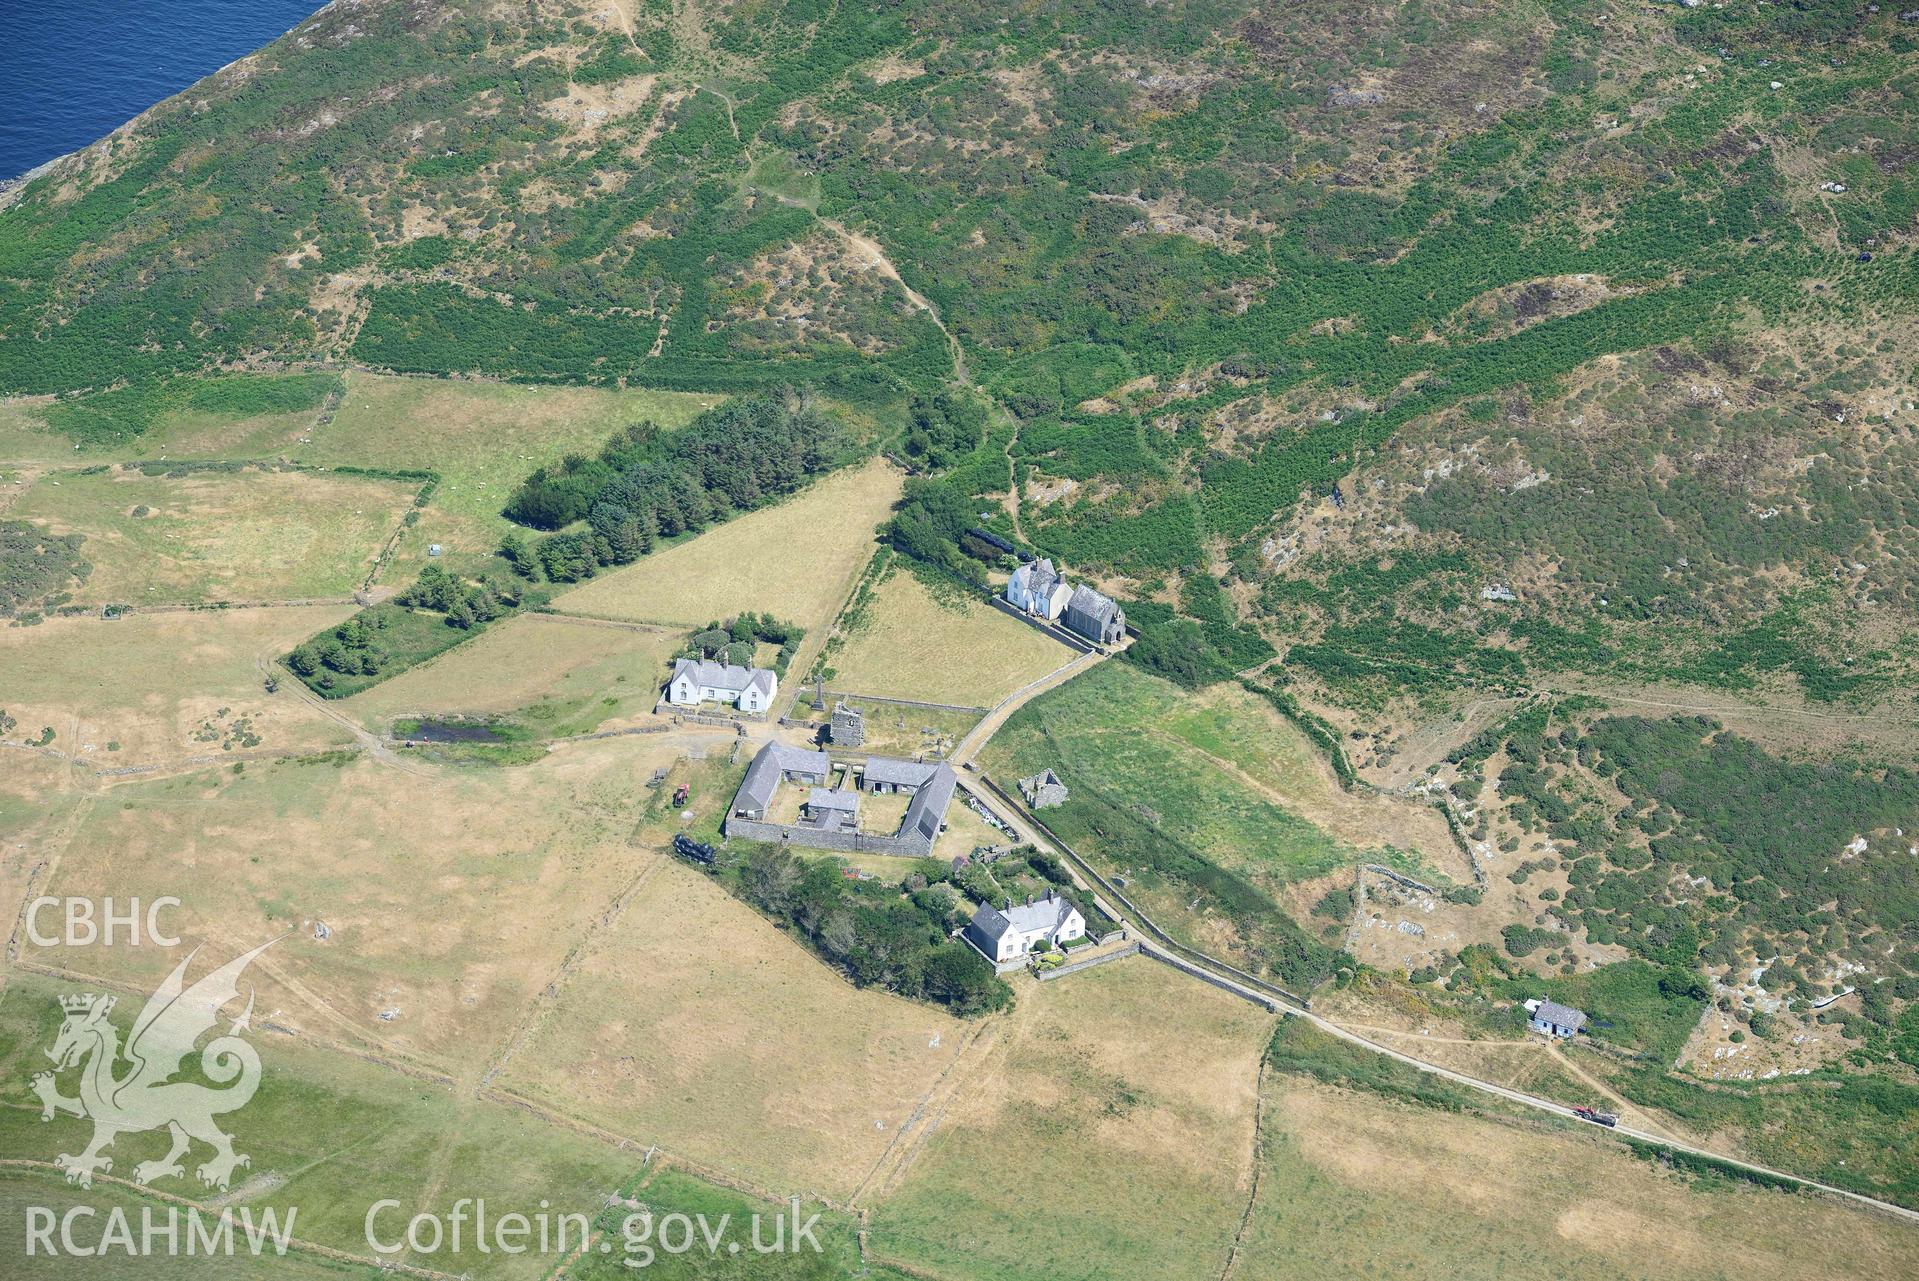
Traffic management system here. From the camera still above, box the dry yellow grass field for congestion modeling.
[343,611,683,733]
[788,697,981,757]
[0,606,357,764]
[13,465,417,604]
[828,565,1074,707]
[554,460,902,631]
[0,386,333,468]
[136,406,330,460]
[858,788,914,833]
[0,970,639,1281]
[0,755,87,957]
[21,736,677,1073]
[867,959,1275,1281]
[1242,1082,1917,1281]
[932,793,1005,859]
[494,854,969,1198]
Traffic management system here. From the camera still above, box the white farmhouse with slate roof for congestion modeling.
[1006,558,1071,620]
[965,889,1085,966]
[667,658,779,714]
[1526,998,1587,1040]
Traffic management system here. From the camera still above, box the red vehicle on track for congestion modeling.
[1572,1106,1618,1127]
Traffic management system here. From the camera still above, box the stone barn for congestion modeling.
[730,743,831,820]
[1062,585,1126,646]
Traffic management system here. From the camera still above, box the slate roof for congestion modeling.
[1532,999,1587,1032]
[969,892,1079,946]
[1010,558,1063,600]
[783,746,831,775]
[672,658,777,699]
[901,763,958,840]
[864,756,940,789]
[734,742,831,815]
[1065,584,1119,628]
[807,787,861,814]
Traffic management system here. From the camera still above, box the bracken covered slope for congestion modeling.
[6,0,1918,706]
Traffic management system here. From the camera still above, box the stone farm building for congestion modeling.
[725,743,959,855]
[1527,999,1587,1040]
[803,787,861,831]
[667,658,779,714]
[730,743,831,819]
[1062,584,1126,646]
[1006,558,1071,620]
[1019,768,1069,809]
[965,889,1086,969]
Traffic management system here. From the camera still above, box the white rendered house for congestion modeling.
[1006,558,1071,620]
[667,658,778,714]
[965,889,1086,964]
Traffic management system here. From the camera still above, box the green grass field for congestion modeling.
[0,375,342,465]
[978,661,1389,984]
[0,398,77,465]
[6,372,719,597]
[742,150,822,212]
[282,601,488,698]
[1241,1069,1916,1281]
[984,662,1360,889]
[0,1172,376,1279]
[565,1169,910,1280]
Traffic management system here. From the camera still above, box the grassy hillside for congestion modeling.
[5,3,1915,684]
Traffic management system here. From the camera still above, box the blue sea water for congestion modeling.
[0,0,323,181]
